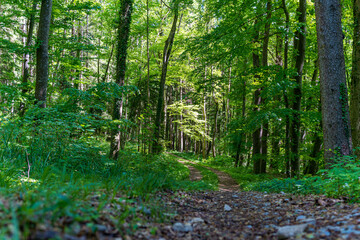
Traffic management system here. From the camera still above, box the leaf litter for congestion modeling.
[4,160,360,239]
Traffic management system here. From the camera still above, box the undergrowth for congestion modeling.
[172,151,275,189]
[174,151,360,203]
[0,110,213,239]
[248,155,360,202]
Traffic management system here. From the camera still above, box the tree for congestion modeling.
[35,0,52,108]
[289,0,306,177]
[350,0,360,151]
[110,0,133,159]
[152,5,179,153]
[315,0,353,164]
[20,1,37,115]
[253,0,272,174]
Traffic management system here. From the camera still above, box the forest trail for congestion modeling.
[168,153,239,191]
[149,190,360,239]
[139,154,360,239]
[171,153,203,181]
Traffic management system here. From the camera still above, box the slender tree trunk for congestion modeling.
[146,0,150,106]
[212,103,218,157]
[253,0,271,174]
[153,7,179,153]
[102,44,114,82]
[252,24,262,174]
[110,0,133,159]
[20,1,37,115]
[260,0,271,174]
[315,0,353,164]
[289,0,306,177]
[351,0,360,151]
[35,0,52,108]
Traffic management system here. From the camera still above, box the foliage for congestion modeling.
[248,154,360,202]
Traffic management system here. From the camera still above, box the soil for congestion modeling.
[173,155,203,181]
[169,153,239,191]
[28,155,360,240]
[136,154,360,240]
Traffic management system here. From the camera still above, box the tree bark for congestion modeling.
[110,0,133,159]
[281,0,291,176]
[289,0,306,177]
[253,0,271,174]
[351,0,360,151]
[20,1,37,115]
[152,7,179,153]
[315,0,353,164]
[35,0,52,108]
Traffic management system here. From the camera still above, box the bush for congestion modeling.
[248,154,360,202]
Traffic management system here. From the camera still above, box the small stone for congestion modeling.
[232,194,239,198]
[33,231,59,240]
[139,206,151,215]
[95,225,107,232]
[296,215,307,221]
[172,222,193,232]
[224,204,232,211]
[189,217,204,225]
[294,209,304,214]
[277,224,308,239]
[301,218,316,225]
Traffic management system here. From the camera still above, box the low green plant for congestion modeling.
[248,154,360,202]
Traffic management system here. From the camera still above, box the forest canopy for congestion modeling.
[0,0,358,178]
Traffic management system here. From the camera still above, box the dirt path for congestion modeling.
[139,191,360,240]
[135,154,360,239]
[169,153,239,191]
[205,166,239,192]
[175,156,202,181]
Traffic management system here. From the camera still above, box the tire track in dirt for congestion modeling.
[171,154,202,181]
[169,153,239,191]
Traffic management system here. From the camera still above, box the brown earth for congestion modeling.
[28,155,360,240]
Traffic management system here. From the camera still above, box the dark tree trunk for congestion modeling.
[252,16,262,174]
[35,0,52,108]
[315,0,353,164]
[253,0,271,174]
[153,8,179,153]
[282,0,291,176]
[110,0,133,159]
[351,0,360,151]
[289,0,306,177]
[102,44,114,83]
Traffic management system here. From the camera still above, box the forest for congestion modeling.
[1,0,360,239]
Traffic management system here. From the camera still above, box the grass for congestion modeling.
[172,151,280,189]
[0,117,217,238]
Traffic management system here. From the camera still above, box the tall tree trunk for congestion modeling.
[152,7,179,153]
[282,0,291,176]
[35,0,52,108]
[146,0,150,107]
[252,17,262,174]
[351,0,360,151]
[315,0,353,164]
[20,1,37,115]
[253,0,271,174]
[289,0,306,177]
[109,0,133,159]
[260,0,272,174]
[102,44,114,82]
